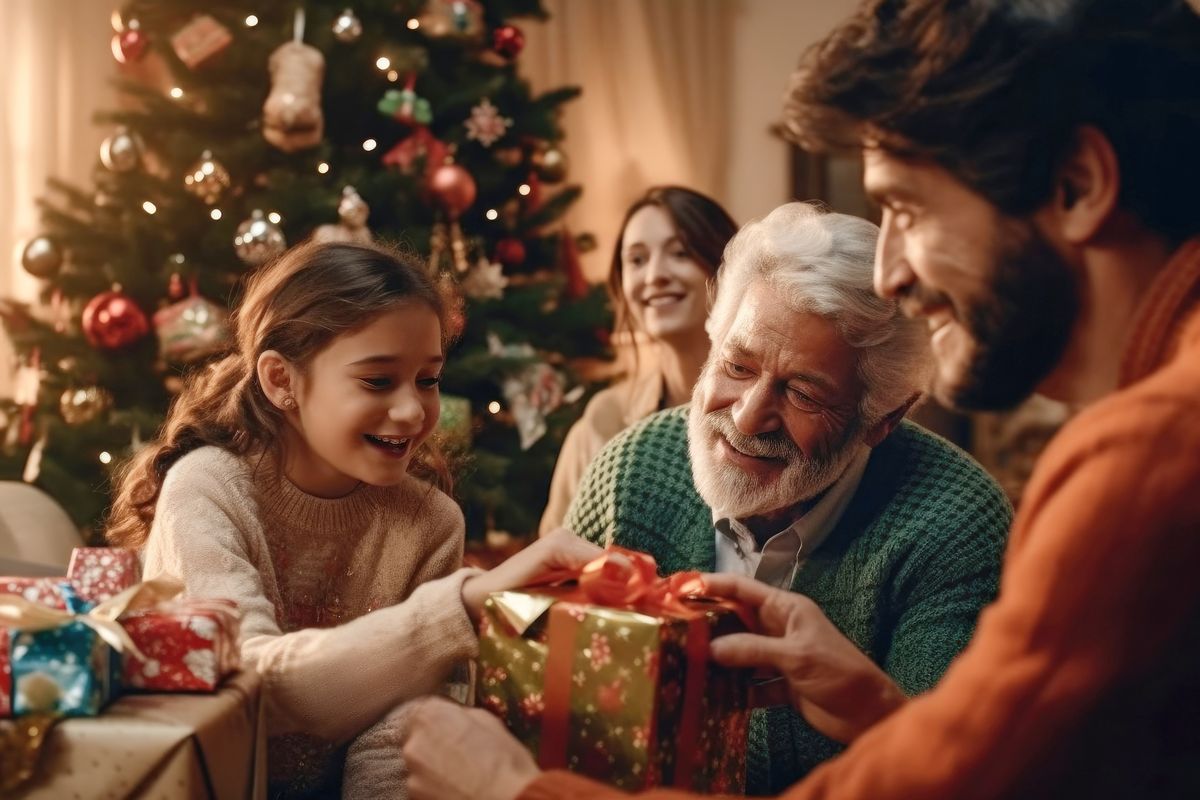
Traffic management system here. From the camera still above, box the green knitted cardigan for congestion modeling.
[565,406,1012,795]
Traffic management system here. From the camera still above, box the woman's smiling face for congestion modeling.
[619,205,711,344]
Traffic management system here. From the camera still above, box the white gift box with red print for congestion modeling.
[120,599,241,692]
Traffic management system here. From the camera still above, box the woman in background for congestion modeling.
[540,186,737,534]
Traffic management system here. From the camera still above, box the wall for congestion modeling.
[0,0,117,397]
[723,0,858,225]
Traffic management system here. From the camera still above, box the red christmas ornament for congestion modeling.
[82,289,150,350]
[112,24,148,64]
[492,24,525,59]
[426,162,477,220]
[494,237,526,268]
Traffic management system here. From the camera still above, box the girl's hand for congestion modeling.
[461,529,603,622]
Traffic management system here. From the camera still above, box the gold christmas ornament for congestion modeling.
[532,145,568,183]
[332,8,363,43]
[183,150,231,205]
[59,386,114,426]
[234,209,287,265]
[313,186,373,244]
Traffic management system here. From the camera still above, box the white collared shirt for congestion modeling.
[713,445,872,589]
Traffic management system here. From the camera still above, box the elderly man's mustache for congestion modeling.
[704,408,802,461]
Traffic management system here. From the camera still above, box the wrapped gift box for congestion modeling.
[0,578,67,610]
[121,599,241,692]
[476,551,752,792]
[67,547,140,604]
[8,618,118,717]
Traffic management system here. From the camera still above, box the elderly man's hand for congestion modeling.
[705,573,907,743]
[401,696,541,800]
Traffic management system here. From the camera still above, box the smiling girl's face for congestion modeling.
[280,302,444,497]
[619,205,711,344]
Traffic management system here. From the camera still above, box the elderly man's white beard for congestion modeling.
[688,403,864,520]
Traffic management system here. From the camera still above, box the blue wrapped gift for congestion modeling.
[4,583,121,717]
[9,620,119,717]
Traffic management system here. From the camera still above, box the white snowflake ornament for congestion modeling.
[461,259,509,300]
[464,98,512,147]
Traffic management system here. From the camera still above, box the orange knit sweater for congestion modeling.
[520,238,1200,800]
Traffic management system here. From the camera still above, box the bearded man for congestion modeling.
[554,202,1011,792]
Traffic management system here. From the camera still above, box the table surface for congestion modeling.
[13,670,264,800]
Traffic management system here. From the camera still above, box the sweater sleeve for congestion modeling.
[540,415,597,536]
[142,453,481,744]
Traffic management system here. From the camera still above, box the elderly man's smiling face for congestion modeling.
[688,277,870,521]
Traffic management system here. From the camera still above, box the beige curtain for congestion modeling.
[0,0,116,397]
[521,0,735,282]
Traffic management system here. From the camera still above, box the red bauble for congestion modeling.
[494,237,527,268]
[82,289,150,350]
[112,27,148,64]
[492,24,525,59]
[427,163,477,220]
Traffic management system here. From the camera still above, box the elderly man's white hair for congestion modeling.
[707,202,932,424]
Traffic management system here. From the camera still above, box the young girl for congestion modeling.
[107,241,600,798]
[540,186,738,533]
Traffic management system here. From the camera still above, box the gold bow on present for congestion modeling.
[0,578,185,661]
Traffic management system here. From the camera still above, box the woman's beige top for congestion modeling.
[539,372,663,535]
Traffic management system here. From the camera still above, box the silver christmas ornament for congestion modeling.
[21,236,64,279]
[99,127,144,173]
[332,8,363,43]
[234,209,287,265]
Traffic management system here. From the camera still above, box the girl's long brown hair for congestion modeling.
[107,240,450,548]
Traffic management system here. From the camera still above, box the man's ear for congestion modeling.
[1043,125,1120,245]
[256,350,296,411]
[862,393,920,448]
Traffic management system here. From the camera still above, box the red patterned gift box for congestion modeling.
[0,578,67,610]
[120,599,241,691]
[476,548,752,792]
[0,628,9,716]
[67,547,140,603]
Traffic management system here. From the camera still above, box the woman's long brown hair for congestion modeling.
[106,240,450,548]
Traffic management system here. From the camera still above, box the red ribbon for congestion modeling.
[533,546,750,788]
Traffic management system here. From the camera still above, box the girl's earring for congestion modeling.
[281,396,297,411]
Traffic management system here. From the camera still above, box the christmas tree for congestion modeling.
[0,0,610,542]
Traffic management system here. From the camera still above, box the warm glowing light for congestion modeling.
[487,401,501,414]
[387,70,400,83]
[201,161,215,175]
[169,87,184,99]
[99,451,113,464]
[406,18,420,30]
[210,209,222,220]
[268,212,282,224]
[376,56,391,70]
[245,15,259,27]
[485,208,499,221]
[142,201,157,214]
[317,162,330,174]
[518,184,531,196]
[363,139,377,152]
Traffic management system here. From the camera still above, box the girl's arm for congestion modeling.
[141,451,478,743]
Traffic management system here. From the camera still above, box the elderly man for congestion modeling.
[401,1,1200,799]
[559,202,1009,789]
[400,202,1012,795]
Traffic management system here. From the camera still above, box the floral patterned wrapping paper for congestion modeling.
[120,599,241,692]
[477,586,751,793]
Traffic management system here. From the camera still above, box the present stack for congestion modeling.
[0,547,242,718]
[476,548,753,793]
